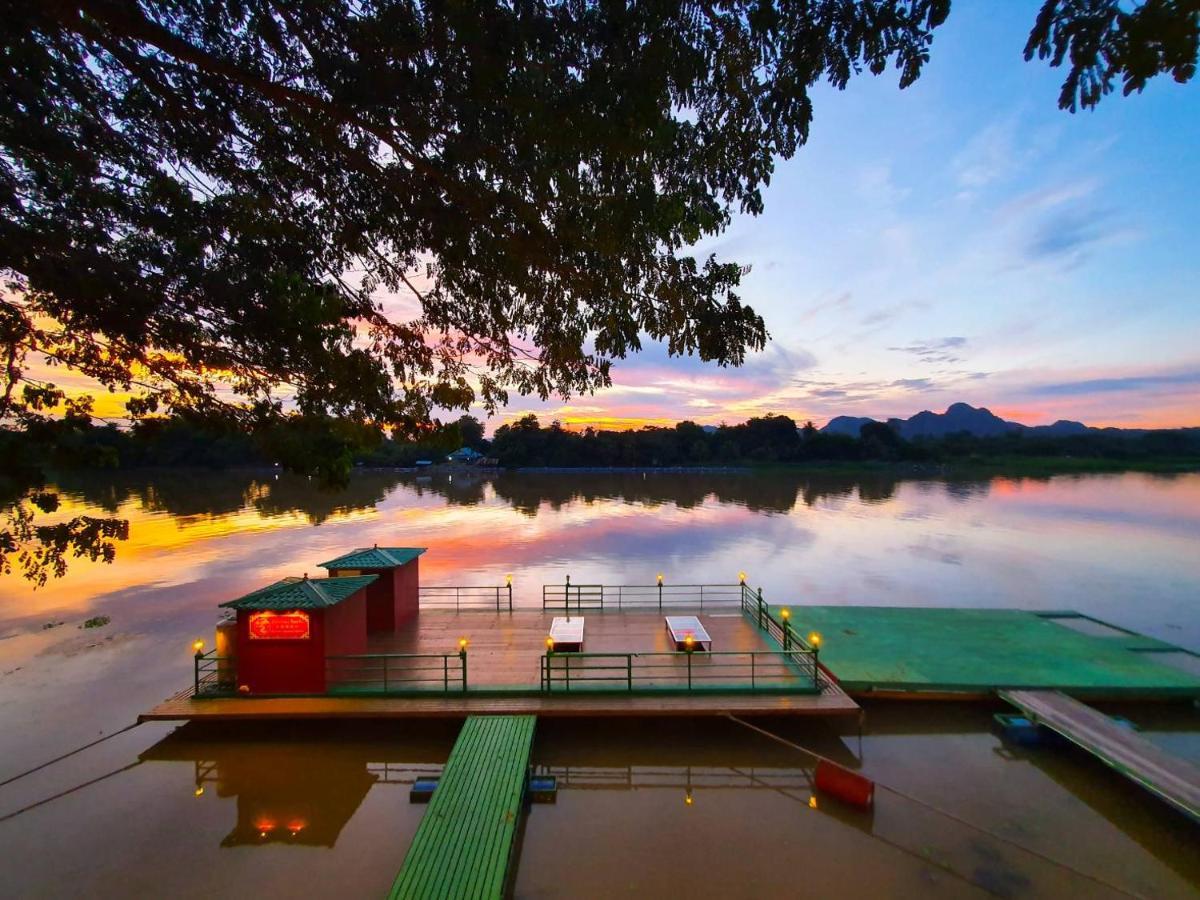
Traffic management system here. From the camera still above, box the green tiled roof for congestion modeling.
[219,575,378,610]
[318,547,426,570]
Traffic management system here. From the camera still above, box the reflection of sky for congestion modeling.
[2,471,1197,649]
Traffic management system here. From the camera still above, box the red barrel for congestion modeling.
[814,760,875,810]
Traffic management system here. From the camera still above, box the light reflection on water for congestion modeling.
[0,470,1197,897]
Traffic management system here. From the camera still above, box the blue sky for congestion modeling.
[502,2,1200,431]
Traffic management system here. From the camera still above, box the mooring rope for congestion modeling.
[725,714,1144,899]
[0,761,144,824]
[0,721,143,789]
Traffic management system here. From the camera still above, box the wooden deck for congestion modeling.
[1001,689,1200,822]
[143,610,859,720]
[368,610,786,688]
[390,715,536,899]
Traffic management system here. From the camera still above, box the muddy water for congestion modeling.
[0,469,1197,897]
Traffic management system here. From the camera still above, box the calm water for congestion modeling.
[0,469,1197,897]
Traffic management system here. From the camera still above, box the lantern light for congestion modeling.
[192,639,205,654]
[656,573,663,585]
[684,790,694,806]
[684,634,695,650]
[781,608,790,621]
[194,786,204,798]
[808,796,818,809]
[505,573,513,586]
[808,631,822,648]
[546,636,555,651]
[738,571,747,584]
[458,637,469,651]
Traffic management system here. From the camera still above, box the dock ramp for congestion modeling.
[390,714,537,899]
[1000,689,1200,822]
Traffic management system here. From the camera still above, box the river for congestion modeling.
[0,469,1197,897]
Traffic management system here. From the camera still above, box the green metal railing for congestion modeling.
[419,584,513,611]
[539,648,819,693]
[738,584,821,688]
[542,578,745,612]
[327,651,468,693]
[194,649,235,696]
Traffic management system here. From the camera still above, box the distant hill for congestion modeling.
[822,416,878,437]
[820,403,1102,439]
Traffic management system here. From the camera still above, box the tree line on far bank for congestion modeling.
[6,412,1196,474]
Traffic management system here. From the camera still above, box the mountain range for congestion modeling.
[822,403,1098,440]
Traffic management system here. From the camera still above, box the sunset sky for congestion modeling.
[496,3,1200,432]
[28,4,1199,434]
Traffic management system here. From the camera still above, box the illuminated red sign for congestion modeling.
[248,610,311,640]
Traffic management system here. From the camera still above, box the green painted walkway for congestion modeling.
[390,714,536,900]
[785,606,1200,696]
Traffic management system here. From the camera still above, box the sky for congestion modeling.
[497,3,1200,432]
[25,3,1200,433]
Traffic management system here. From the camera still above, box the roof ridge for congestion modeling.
[305,579,332,605]
[378,548,400,565]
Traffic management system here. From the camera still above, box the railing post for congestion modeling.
[444,655,449,691]
[757,588,764,630]
[812,646,820,689]
[459,648,467,691]
[686,647,693,690]
[783,618,791,651]
[507,580,513,611]
[565,574,571,613]
[194,650,202,695]
[751,653,756,689]
[565,653,571,691]
[627,654,633,692]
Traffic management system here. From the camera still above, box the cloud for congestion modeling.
[1026,371,1200,397]
[888,336,968,365]
[1023,206,1115,266]
[891,378,936,391]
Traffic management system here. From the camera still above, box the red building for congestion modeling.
[318,546,426,632]
[219,574,377,694]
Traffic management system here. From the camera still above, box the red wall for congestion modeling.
[394,558,419,627]
[332,561,420,632]
[235,591,368,694]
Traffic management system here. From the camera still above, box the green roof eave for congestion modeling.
[317,547,427,570]
[220,574,379,610]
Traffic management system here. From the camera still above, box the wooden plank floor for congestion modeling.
[390,715,536,899]
[371,610,787,688]
[1001,689,1200,822]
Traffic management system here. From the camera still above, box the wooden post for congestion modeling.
[757,588,764,630]
[627,654,633,691]
[507,580,513,611]
[459,648,468,691]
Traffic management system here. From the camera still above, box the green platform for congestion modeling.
[785,606,1200,697]
[391,714,536,899]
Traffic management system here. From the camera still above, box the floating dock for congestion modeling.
[390,715,536,899]
[1001,689,1200,823]
[785,607,1200,699]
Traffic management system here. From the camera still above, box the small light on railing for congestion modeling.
[808,795,818,809]
[808,631,822,648]
[505,573,513,586]
[546,636,555,651]
[656,573,663,585]
[780,608,790,621]
[192,639,205,655]
[738,571,747,585]
[458,637,469,652]
[684,790,694,806]
[194,786,204,798]
[684,635,695,651]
